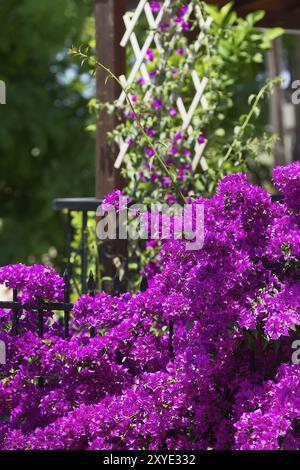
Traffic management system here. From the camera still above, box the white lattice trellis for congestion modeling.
[114,0,211,172]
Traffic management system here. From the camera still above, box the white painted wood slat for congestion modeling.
[114,1,211,172]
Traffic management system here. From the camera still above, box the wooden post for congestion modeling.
[267,38,286,167]
[94,0,127,293]
[95,0,126,198]
[290,35,300,161]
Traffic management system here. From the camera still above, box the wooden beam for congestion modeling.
[258,9,300,30]
[95,0,125,198]
[233,0,299,12]
[289,36,300,161]
[209,0,300,29]
[266,38,286,166]
[94,0,127,293]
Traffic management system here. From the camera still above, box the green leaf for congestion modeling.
[264,27,284,42]
[85,124,96,132]
[215,128,225,137]
[248,94,256,105]
[246,10,265,25]
[253,52,263,63]
[220,2,234,19]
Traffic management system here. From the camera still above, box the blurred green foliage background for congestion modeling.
[0,0,95,266]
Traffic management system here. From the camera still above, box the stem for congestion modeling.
[70,47,186,204]
[224,77,282,162]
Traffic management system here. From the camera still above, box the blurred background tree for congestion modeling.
[0,0,95,266]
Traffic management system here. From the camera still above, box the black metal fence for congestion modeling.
[0,268,178,381]
[0,267,129,339]
[53,197,128,296]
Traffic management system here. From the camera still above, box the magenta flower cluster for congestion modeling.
[101,189,130,212]
[0,163,299,450]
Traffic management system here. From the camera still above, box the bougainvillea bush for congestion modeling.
[0,162,300,450]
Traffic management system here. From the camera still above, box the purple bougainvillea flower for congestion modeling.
[174,132,183,140]
[149,70,157,78]
[198,135,206,145]
[130,94,137,103]
[128,111,135,120]
[152,99,163,109]
[273,161,300,215]
[146,239,159,249]
[126,138,134,146]
[150,172,159,182]
[167,146,179,155]
[101,189,130,212]
[145,127,156,137]
[166,194,177,203]
[160,22,170,31]
[184,149,191,156]
[169,107,177,117]
[162,176,172,188]
[150,2,161,12]
[181,21,190,31]
[144,147,155,157]
[137,77,145,85]
[177,167,187,181]
[174,6,190,30]
[176,47,184,56]
[146,48,154,62]
[178,5,189,17]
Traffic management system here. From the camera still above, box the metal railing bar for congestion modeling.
[0,301,73,311]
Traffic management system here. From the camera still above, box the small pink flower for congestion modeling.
[198,135,206,145]
[168,146,179,155]
[167,194,177,204]
[146,48,154,62]
[101,189,130,213]
[174,132,183,140]
[181,21,190,31]
[146,239,159,249]
[160,22,170,31]
[150,172,159,182]
[137,77,145,85]
[144,147,155,157]
[130,94,137,103]
[150,2,161,12]
[152,99,163,109]
[145,127,156,137]
[169,107,177,117]
[139,171,146,182]
[162,176,172,188]
[178,5,188,18]
[178,169,185,180]
[176,47,184,56]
